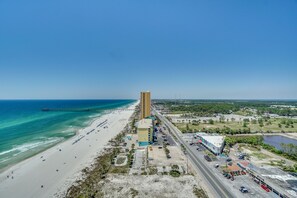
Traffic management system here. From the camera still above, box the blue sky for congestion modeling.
[0,0,296,99]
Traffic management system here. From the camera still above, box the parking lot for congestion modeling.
[154,125,176,147]
[184,139,276,198]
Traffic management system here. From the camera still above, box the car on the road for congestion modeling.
[204,155,211,162]
[215,164,219,168]
[226,158,232,162]
[239,186,248,193]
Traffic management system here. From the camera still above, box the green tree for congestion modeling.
[186,124,190,131]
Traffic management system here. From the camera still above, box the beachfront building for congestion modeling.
[137,118,153,146]
[140,91,151,119]
[195,133,225,155]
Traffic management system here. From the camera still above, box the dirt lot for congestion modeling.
[232,144,296,167]
[148,146,187,167]
[99,174,201,198]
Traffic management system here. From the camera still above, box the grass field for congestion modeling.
[251,152,270,160]
[175,118,297,133]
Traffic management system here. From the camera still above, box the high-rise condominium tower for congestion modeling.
[140,91,151,119]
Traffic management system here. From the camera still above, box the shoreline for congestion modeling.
[0,102,134,174]
[0,101,138,198]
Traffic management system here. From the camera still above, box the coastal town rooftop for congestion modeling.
[137,118,153,129]
[195,133,225,148]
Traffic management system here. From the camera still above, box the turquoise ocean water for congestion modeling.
[0,100,134,171]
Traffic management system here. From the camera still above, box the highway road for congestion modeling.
[153,108,234,198]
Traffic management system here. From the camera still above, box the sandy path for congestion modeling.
[0,102,138,198]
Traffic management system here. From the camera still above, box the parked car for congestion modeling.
[254,178,260,184]
[261,184,270,192]
[226,158,232,162]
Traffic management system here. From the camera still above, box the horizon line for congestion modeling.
[0,98,297,101]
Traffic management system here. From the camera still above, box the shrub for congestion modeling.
[169,170,181,177]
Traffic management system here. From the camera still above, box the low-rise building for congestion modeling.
[195,133,225,155]
[237,162,296,197]
[137,119,153,146]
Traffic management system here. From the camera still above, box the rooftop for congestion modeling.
[237,161,250,168]
[137,119,153,129]
[248,164,297,197]
[197,134,225,148]
[227,164,241,172]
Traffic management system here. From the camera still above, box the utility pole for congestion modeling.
[185,153,188,174]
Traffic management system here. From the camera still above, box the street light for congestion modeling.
[184,152,189,174]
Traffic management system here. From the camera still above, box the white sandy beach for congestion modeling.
[0,102,138,198]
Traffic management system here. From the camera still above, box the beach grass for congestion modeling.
[251,152,270,160]
[66,125,131,197]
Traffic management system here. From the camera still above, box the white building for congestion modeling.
[195,133,225,155]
